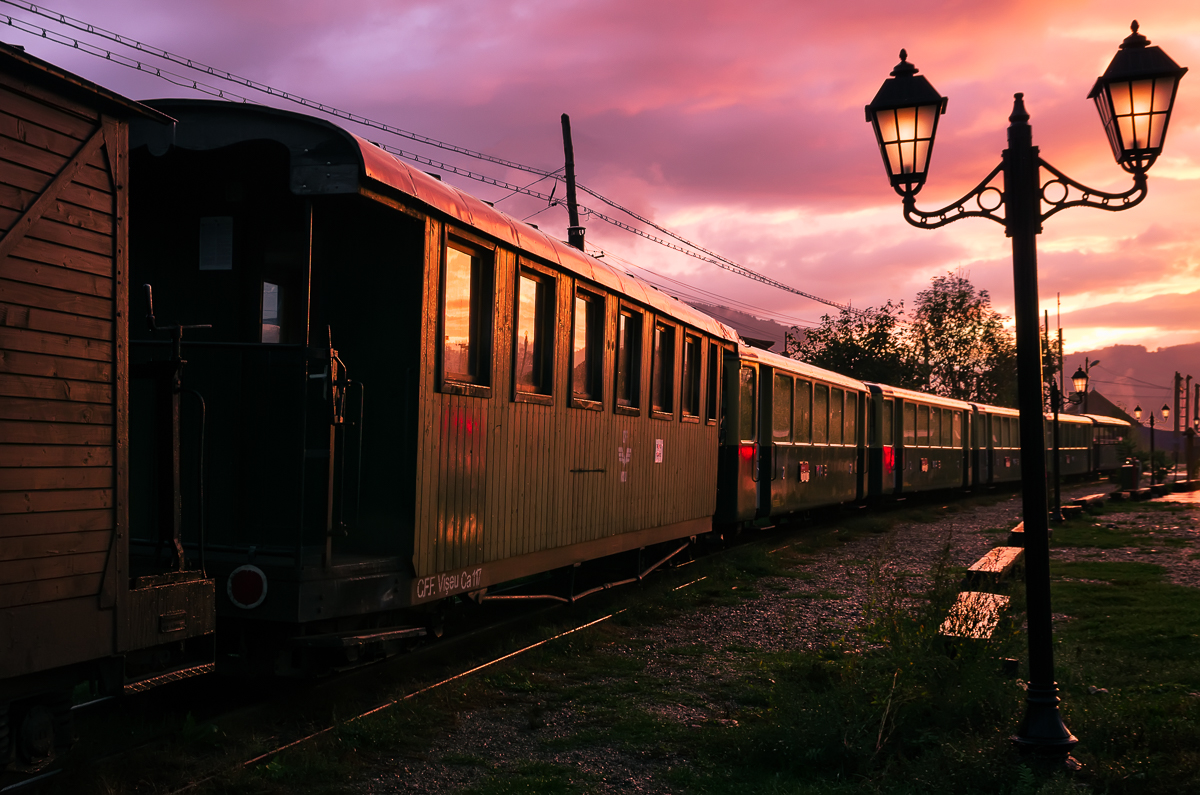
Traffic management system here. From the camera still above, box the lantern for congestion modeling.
[1088,21,1188,173]
[866,50,948,196]
[1071,367,1088,398]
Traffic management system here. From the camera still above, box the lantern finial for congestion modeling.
[1121,21,1148,49]
[891,50,918,78]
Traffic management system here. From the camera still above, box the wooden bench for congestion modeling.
[939,591,1011,640]
[1070,493,1109,511]
[964,546,1024,590]
[1059,504,1085,520]
[1130,487,1154,500]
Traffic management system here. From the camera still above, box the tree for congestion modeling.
[785,301,922,388]
[907,272,1017,406]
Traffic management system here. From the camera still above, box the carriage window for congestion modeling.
[682,335,701,417]
[572,291,603,402]
[813,384,829,444]
[652,321,675,414]
[795,380,812,443]
[442,242,492,386]
[615,308,642,409]
[705,342,720,422]
[992,416,1002,447]
[952,411,962,447]
[930,408,941,447]
[917,406,930,447]
[260,281,281,343]
[882,398,894,445]
[514,271,553,395]
[903,403,916,445]
[846,392,858,444]
[199,216,233,271]
[830,388,844,445]
[773,374,793,441]
[738,366,756,442]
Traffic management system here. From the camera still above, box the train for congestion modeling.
[0,43,1129,767]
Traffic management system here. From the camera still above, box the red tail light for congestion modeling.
[739,444,756,461]
[228,565,268,609]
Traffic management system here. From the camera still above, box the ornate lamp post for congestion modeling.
[1077,360,1099,414]
[1134,404,1171,485]
[866,22,1186,759]
[1048,368,1089,521]
[1190,415,1199,481]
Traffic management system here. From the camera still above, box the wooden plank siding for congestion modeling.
[411,217,720,585]
[0,65,122,634]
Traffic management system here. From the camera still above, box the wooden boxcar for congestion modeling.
[127,99,737,672]
[867,384,971,496]
[0,44,214,766]
[716,344,867,525]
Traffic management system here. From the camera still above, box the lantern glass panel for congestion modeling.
[875,105,938,178]
[1100,74,1179,161]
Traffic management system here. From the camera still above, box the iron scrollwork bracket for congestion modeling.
[902,160,1006,230]
[1037,158,1147,224]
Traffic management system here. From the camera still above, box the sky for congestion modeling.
[5,0,1199,354]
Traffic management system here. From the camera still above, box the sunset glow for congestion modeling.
[11,0,1198,354]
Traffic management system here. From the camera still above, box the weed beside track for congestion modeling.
[47,486,1200,794]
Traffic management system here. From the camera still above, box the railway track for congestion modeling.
[10,486,1031,794]
[12,546,721,794]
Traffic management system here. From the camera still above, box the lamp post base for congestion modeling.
[1013,682,1078,757]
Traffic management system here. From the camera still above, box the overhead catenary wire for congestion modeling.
[0,1,860,314]
[585,242,821,329]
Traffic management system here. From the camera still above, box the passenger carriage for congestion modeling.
[127,99,737,672]
[866,384,972,496]
[1046,412,1093,479]
[971,403,1023,486]
[1085,414,1129,474]
[716,345,867,526]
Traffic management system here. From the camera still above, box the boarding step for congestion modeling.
[939,591,1011,640]
[124,661,215,694]
[964,546,1024,591]
[290,625,428,649]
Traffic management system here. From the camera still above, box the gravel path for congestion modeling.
[352,483,1200,794]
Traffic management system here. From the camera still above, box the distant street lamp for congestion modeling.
[1134,403,1171,484]
[1049,369,1088,521]
[1075,361,1099,414]
[866,22,1186,759]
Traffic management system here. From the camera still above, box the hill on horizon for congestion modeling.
[1064,341,1200,425]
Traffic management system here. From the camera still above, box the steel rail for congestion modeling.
[164,610,626,794]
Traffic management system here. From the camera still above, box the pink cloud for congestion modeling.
[4,0,1197,350]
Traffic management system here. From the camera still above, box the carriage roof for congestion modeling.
[133,99,737,342]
